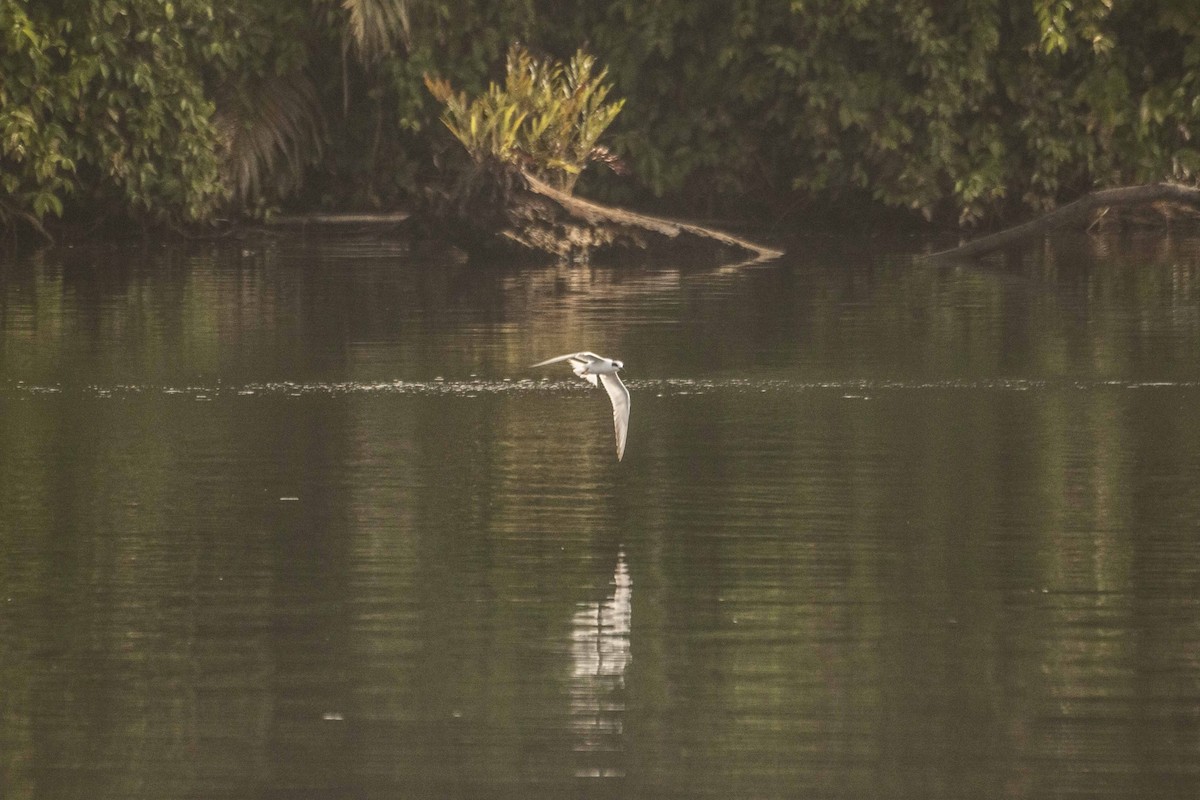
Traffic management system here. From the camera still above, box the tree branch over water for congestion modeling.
[427,165,781,264]
[929,183,1200,261]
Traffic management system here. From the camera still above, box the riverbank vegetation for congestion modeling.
[424,45,626,193]
[2,0,1199,241]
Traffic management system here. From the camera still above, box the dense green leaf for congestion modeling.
[2,0,1199,235]
[425,45,625,193]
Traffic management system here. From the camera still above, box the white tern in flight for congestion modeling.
[531,352,630,461]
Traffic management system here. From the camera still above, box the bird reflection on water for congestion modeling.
[569,549,632,778]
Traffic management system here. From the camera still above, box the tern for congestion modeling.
[531,352,630,461]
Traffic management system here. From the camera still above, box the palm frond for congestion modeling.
[342,0,410,63]
[214,72,326,207]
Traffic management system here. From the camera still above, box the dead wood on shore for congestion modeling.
[929,183,1200,261]
[426,165,783,266]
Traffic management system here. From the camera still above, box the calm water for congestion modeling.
[2,230,1200,799]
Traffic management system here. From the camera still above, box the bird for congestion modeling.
[531,351,630,461]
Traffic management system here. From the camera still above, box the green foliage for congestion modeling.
[567,0,1200,224]
[202,1,324,215]
[0,0,228,231]
[1034,0,1115,55]
[2,0,1199,234]
[342,0,412,63]
[425,45,625,192]
[424,76,528,163]
[213,74,325,213]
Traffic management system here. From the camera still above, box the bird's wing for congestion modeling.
[530,351,603,369]
[599,372,631,461]
[529,353,582,368]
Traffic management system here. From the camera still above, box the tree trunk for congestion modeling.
[426,164,783,265]
[929,183,1200,261]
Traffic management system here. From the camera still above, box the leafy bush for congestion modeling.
[2,0,1199,236]
[424,45,625,192]
[0,1,228,233]
[576,0,1200,224]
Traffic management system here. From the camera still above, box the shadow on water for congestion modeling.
[2,231,1200,799]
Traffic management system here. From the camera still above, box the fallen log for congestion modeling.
[929,183,1200,261]
[264,211,412,226]
[425,164,783,265]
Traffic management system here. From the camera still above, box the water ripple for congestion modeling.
[3,377,1200,400]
